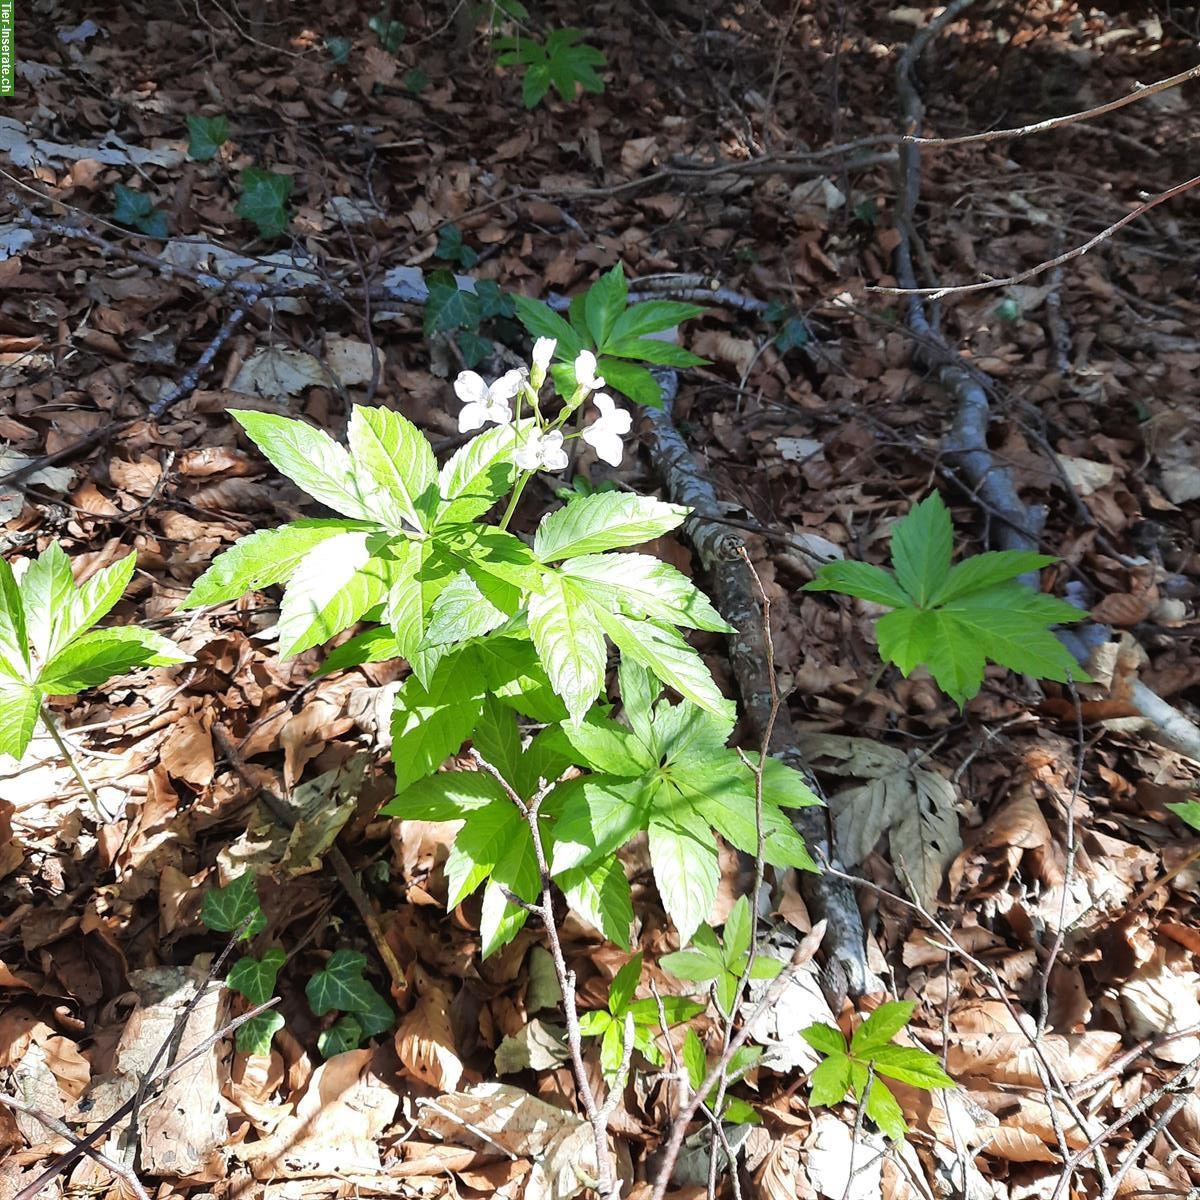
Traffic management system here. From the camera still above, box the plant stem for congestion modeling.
[499,470,532,530]
[40,706,105,820]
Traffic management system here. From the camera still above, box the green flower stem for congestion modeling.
[40,705,104,820]
[499,470,533,531]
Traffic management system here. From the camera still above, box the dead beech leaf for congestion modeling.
[1058,455,1116,496]
[159,715,214,787]
[804,1113,883,1200]
[281,756,365,876]
[1091,591,1153,626]
[231,347,327,397]
[396,969,463,1091]
[946,1030,1120,1086]
[420,1082,595,1199]
[177,446,258,478]
[325,335,379,387]
[1120,950,1200,1063]
[108,456,162,498]
[797,734,961,910]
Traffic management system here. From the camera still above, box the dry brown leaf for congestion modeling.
[159,714,215,787]
[946,1030,1121,1086]
[396,969,463,1091]
[1120,950,1200,1062]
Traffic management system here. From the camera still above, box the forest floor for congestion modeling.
[2,1,1200,1198]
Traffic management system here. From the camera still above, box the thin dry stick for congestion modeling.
[468,750,619,1197]
[874,172,1200,299]
[0,1096,152,1200]
[12,998,279,1200]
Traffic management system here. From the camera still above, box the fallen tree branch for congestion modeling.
[642,371,881,1004]
[892,0,1200,765]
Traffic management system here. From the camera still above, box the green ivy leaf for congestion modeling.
[201,873,266,939]
[306,949,390,1024]
[186,114,229,162]
[235,1010,285,1056]
[228,947,286,1005]
[112,184,168,237]
[424,270,482,335]
[235,168,294,239]
[318,1013,363,1057]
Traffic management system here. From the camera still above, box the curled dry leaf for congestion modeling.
[396,968,464,1091]
[1120,950,1200,1063]
[1091,591,1154,627]
[945,1029,1121,1087]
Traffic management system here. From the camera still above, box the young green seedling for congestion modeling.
[805,492,1089,706]
[801,1000,954,1140]
[659,895,784,1016]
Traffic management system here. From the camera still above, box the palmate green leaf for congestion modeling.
[420,571,508,649]
[437,423,519,525]
[534,492,689,561]
[183,521,361,608]
[584,263,628,349]
[851,1000,916,1057]
[228,947,285,1005]
[201,873,266,939]
[648,809,720,945]
[236,1010,285,1057]
[232,411,375,520]
[19,541,75,664]
[315,626,401,677]
[443,799,525,907]
[527,575,607,724]
[235,168,293,239]
[617,657,658,744]
[929,550,1056,606]
[347,405,437,534]
[802,1023,848,1058]
[1169,801,1200,834]
[0,682,41,760]
[318,1014,363,1058]
[890,493,952,606]
[482,831,539,955]
[0,558,29,679]
[545,28,606,100]
[803,560,911,608]
[602,338,706,368]
[682,1029,707,1091]
[38,626,190,694]
[722,894,752,963]
[608,300,705,343]
[577,1010,612,1037]
[275,533,392,657]
[560,553,732,632]
[558,713,655,777]
[629,994,704,1028]
[608,954,642,1016]
[659,944,723,983]
[384,767,508,822]
[63,551,139,645]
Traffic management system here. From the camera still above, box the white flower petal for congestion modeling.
[582,425,625,467]
[454,371,488,405]
[459,402,487,432]
[491,369,526,401]
[574,349,605,391]
[513,442,541,470]
[532,337,556,371]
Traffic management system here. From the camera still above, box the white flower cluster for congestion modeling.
[452,342,633,473]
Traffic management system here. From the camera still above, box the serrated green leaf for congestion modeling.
[0,682,41,760]
[608,301,705,343]
[599,1016,624,1075]
[602,338,706,368]
[591,606,733,721]
[419,571,508,649]
[659,945,723,983]
[512,296,584,358]
[560,713,655,776]
[347,406,437,534]
[549,778,649,875]
[528,575,607,724]
[629,994,705,1028]
[648,812,719,945]
[595,358,662,406]
[891,494,953,606]
[560,553,732,632]
[534,493,688,561]
[437,424,519,526]
[558,856,632,949]
[390,669,485,794]
[851,1000,916,1057]
[38,626,189,694]
[318,1014,363,1057]
[316,626,401,676]
[18,542,73,665]
[1169,801,1200,833]
[721,1097,760,1125]
[868,1044,954,1089]
[801,1022,847,1057]
[928,550,1056,606]
[0,558,30,678]
[722,895,752,963]
[184,521,359,609]
[232,411,375,521]
[201,873,265,939]
[749,955,784,980]
[384,767,508,821]
[608,953,642,1016]
[444,799,524,907]
[617,656,658,744]
[584,264,627,350]
[578,1010,612,1037]
[682,1029,707,1090]
[235,168,293,239]
[480,875,532,956]
[804,560,910,608]
[865,1078,908,1140]
[276,533,390,657]
[228,947,285,1004]
[186,114,229,162]
[807,1051,852,1107]
[235,1010,285,1056]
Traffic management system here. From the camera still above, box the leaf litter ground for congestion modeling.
[1,2,1200,1198]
